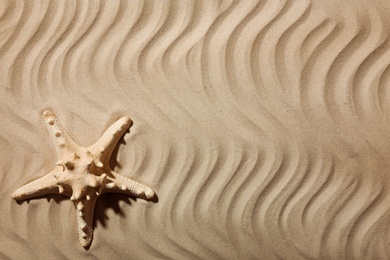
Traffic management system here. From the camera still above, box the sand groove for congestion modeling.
[2,1,390,259]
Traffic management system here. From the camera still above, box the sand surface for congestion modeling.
[1,0,390,259]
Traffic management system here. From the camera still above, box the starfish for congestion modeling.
[12,110,155,248]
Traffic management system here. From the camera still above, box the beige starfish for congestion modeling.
[12,110,155,248]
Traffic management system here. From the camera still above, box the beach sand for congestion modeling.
[1,1,390,259]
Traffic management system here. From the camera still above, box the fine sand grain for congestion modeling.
[1,1,390,259]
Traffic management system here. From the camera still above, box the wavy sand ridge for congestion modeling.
[1,0,390,259]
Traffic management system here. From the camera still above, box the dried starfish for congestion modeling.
[12,110,155,248]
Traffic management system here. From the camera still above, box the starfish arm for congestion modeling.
[12,169,62,200]
[88,116,132,162]
[42,110,77,157]
[102,171,155,199]
[74,197,97,248]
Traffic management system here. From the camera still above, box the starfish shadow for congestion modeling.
[14,194,69,205]
[94,194,159,229]
[94,193,132,227]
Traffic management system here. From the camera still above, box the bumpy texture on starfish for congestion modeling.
[12,110,155,248]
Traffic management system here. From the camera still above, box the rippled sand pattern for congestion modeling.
[1,1,390,259]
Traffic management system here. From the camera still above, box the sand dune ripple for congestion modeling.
[1,1,390,259]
